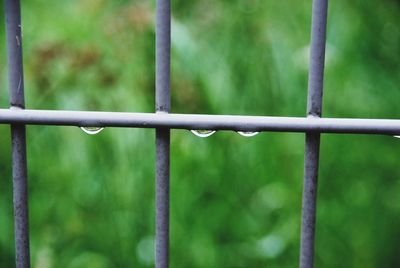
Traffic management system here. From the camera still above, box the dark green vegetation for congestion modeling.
[1,0,400,267]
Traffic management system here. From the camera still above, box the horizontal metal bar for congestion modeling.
[0,109,399,135]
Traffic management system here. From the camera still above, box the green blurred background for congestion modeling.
[1,0,400,267]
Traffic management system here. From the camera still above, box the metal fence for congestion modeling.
[1,0,399,267]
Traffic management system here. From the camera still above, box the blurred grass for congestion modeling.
[0,0,399,267]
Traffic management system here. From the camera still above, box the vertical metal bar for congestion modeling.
[4,0,30,267]
[300,1,328,268]
[155,0,171,268]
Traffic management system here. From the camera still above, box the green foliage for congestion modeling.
[0,0,399,267]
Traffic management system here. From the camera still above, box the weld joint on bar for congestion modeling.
[10,105,24,110]
[307,113,320,119]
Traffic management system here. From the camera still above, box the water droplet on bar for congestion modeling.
[80,127,104,135]
[190,130,216,138]
[237,131,259,137]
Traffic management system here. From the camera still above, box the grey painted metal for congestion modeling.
[4,0,30,267]
[5,0,24,108]
[155,129,170,268]
[155,0,171,267]
[300,1,328,268]
[10,125,29,268]
[156,0,171,113]
[1,109,400,135]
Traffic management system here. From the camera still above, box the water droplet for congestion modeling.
[394,136,400,139]
[190,130,216,138]
[80,127,104,135]
[237,131,259,137]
